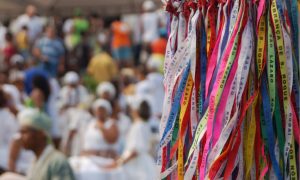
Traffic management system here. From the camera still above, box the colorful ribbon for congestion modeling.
[159,0,300,179]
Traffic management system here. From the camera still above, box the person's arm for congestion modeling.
[8,136,22,172]
[58,56,65,74]
[98,123,119,144]
[63,129,77,156]
[32,41,47,62]
[116,151,138,165]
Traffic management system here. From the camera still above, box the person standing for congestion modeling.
[33,26,65,77]
[11,5,44,44]
[141,0,160,45]
[16,26,30,60]
[87,42,118,84]
[111,17,132,66]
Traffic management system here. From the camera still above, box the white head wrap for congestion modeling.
[18,108,52,135]
[96,82,116,100]
[64,71,79,85]
[92,98,112,115]
[10,54,25,65]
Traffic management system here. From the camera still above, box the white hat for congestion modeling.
[92,98,112,115]
[143,0,156,11]
[64,71,79,85]
[96,82,116,100]
[11,54,25,65]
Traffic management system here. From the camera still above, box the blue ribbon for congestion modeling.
[199,14,207,118]
[160,62,191,146]
[261,72,283,180]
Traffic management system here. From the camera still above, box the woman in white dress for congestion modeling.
[106,97,159,180]
[69,99,124,180]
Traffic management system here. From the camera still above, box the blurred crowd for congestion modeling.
[0,0,167,179]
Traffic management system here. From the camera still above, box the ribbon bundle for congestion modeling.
[159,0,299,179]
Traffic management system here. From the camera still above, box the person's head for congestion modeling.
[30,88,45,109]
[32,75,51,102]
[97,32,108,47]
[130,96,151,121]
[5,32,13,42]
[10,54,25,69]
[18,109,51,151]
[45,26,56,39]
[0,88,7,108]
[92,99,112,121]
[26,5,37,17]
[64,71,79,88]
[9,71,25,91]
[21,25,28,31]
[121,68,135,86]
[96,82,116,101]
[142,0,156,12]
[2,19,10,28]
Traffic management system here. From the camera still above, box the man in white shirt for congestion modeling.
[11,5,44,44]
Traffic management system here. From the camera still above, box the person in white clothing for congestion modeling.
[11,5,44,44]
[141,0,160,44]
[58,71,89,111]
[0,88,19,173]
[110,98,131,154]
[60,108,92,156]
[106,96,159,180]
[69,99,124,180]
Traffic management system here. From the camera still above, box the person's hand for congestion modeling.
[103,161,119,170]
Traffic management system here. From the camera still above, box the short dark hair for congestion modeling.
[32,75,51,102]
[138,100,151,121]
[5,32,13,41]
